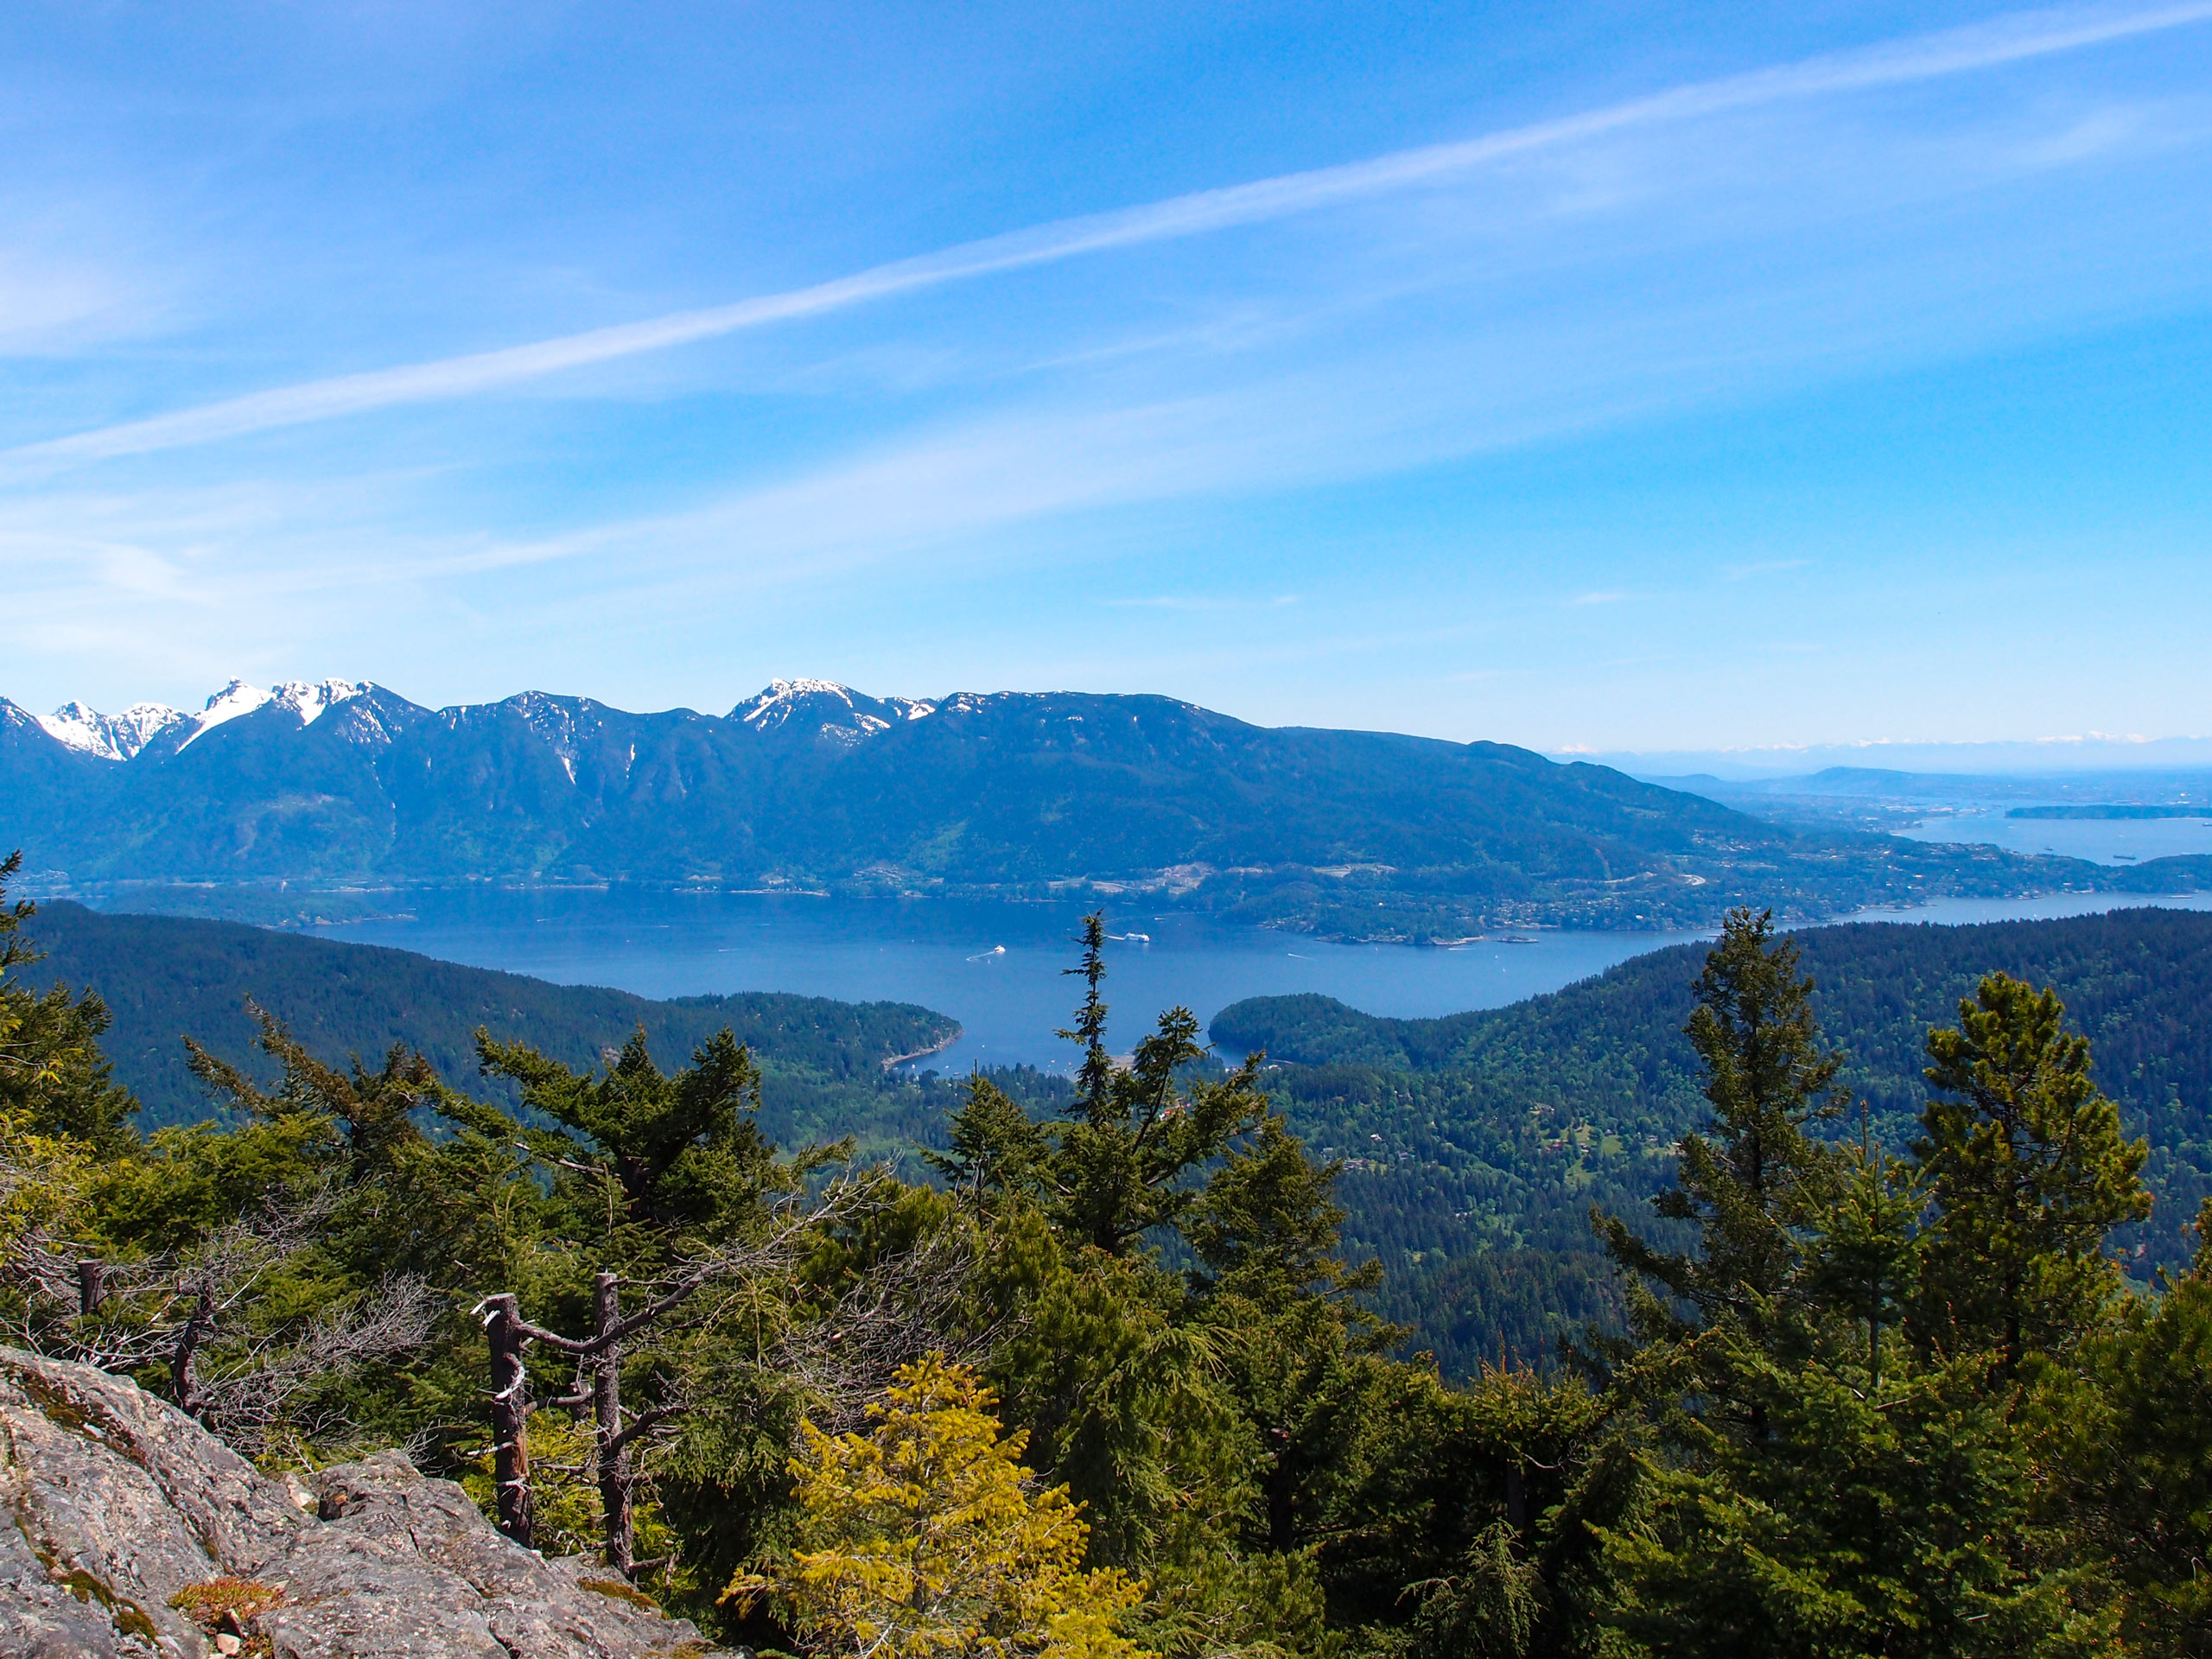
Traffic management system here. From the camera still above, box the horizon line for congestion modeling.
[10,677,2212,764]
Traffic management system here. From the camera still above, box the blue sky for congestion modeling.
[4,1,2210,754]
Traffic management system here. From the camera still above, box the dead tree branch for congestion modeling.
[5,1185,432,1450]
[470,1171,883,1567]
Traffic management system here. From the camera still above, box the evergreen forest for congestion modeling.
[6,849,2211,1656]
[21,898,963,1146]
[1220,907,2212,1372]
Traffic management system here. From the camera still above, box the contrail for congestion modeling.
[8,0,2207,476]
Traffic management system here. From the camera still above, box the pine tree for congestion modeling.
[2079,1198,2212,1655]
[1594,963,2137,1656]
[1597,1341,2108,1659]
[1910,972,2150,1372]
[1597,907,1845,1340]
[930,1073,1054,1203]
[184,1001,442,1182]
[1801,1131,1921,1395]
[1044,917,1270,1257]
[0,853,138,1156]
[478,1024,785,1252]
[1058,915,1116,1126]
[1184,1112,1361,1300]
[1599,1128,2113,1658]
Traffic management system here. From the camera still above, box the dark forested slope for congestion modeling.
[24,897,2212,1380]
[22,901,959,1144]
[1216,906,2212,1369]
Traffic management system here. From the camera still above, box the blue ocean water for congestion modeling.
[1896,811,2212,863]
[315,887,2212,1074]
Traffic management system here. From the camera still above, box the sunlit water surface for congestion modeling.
[1896,811,2212,863]
[315,888,2212,1074]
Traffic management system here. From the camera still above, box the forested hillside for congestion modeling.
[8,869,2209,1656]
[1218,906,2212,1370]
[8,677,2189,939]
[22,900,958,1147]
[32,898,2212,1377]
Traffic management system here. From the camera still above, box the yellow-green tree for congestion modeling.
[0,852,137,1157]
[728,1355,1150,1659]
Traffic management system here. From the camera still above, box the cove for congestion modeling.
[306,887,2212,1076]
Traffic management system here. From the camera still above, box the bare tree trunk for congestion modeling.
[170,1285,212,1422]
[76,1260,105,1316]
[465,1184,873,1564]
[590,1272,638,1580]
[483,1293,534,1548]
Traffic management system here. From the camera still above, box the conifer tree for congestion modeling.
[1184,1112,1363,1300]
[1599,1121,2109,1656]
[930,1073,1054,1203]
[2085,1199,2212,1654]
[0,853,138,1156]
[1045,916,1269,1256]
[478,1025,785,1250]
[184,1001,442,1182]
[1801,1134,1921,1394]
[1596,1339,2105,1658]
[1595,961,2133,1656]
[1058,914,1116,1126]
[727,1354,1149,1659]
[1597,907,1844,1338]
[1910,972,2150,1372]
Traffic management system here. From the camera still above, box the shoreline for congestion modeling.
[881,1027,963,1072]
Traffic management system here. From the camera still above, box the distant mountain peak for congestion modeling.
[176,678,369,751]
[36,700,186,761]
[276,678,369,723]
[26,680,378,761]
[731,678,936,747]
[743,677,859,710]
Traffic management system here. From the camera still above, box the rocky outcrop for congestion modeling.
[0,1348,715,1658]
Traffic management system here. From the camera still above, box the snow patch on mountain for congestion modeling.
[176,679,366,751]
[504,690,587,780]
[734,678,859,730]
[272,678,366,726]
[36,700,186,761]
[177,679,273,748]
[732,679,935,743]
[28,677,975,768]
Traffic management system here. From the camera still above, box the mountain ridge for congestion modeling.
[5,677,2196,940]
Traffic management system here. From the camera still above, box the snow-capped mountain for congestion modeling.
[36,701,187,761]
[176,679,369,751]
[33,679,372,760]
[0,673,1992,935]
[731,677,935,747]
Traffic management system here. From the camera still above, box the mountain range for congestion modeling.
[6,677,2201,939]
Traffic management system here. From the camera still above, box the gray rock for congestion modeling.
[0,1349,714,1659]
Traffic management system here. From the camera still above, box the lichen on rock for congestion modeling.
[1,1348,717,1659]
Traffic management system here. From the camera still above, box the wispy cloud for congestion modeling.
[1100,594,1301,612]
[6,0,2207,478]
[0,257,136,352]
